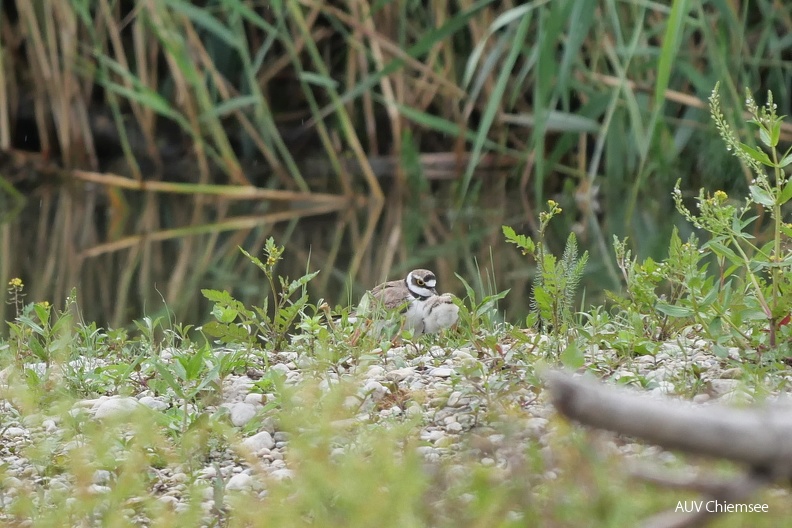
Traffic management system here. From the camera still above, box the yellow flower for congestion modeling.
[8,277,23,288]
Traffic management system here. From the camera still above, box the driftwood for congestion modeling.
[544,370,791,527]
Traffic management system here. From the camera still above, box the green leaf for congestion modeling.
[164,0,239,49]
[780,180,792,204]
[740,143,772,166]
[749,185,775,207]
[203,95,259,120]
[654,0,689,112]
[503,225,535,255]
[153,360,185,398]
[458,10,532,205]
[655,302,694,317]
[202,289,233,303]
[211,305,238,324]
[533,286,552,316]
[560,341,585,369]
[779,153,792,168]
[239,247,267,273]
[759,126,773,148]
[298,72,339,89]
[286,270,320,295]
[705,240,741,265]
[29,338,47,361]
[699,285,719,308]
[770,120,782,147]
[202,321,250,344]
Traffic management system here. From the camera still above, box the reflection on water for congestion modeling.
[1,170,614,331]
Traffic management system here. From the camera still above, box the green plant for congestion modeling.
[503,201,589,346]
[698,84,792,348]
[454,274,510,356]
[202,238,319,352]
[606,86,792,356]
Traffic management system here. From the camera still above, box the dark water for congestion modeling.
[1,171,634,332]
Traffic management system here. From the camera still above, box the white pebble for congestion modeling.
[226,473,253,491]
[244,393,265,406]
[242,431,275,452]
[94,397,141,419]
[362,380,389,402]
[227,402,258,427]
[42,419,58,432]
[446,422,463,433]
[270,469,293,481]
[5,427,26,437]
[92,470,111,485]
[138,396,168,411]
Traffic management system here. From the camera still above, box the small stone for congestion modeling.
[3,476,22,490]
[386,367,414,381]
[366,365,386,378]
[42,419,58,433]
[270,364,290,375]
[226,473,253,491]
[227,402,258,427]
[242,431,275,452]
[709,379,740,397]
[94,397,141,419]
[446,391,463,407]
[446,422,463,433]
[525,418,548,436]
[138,396,168,411]
[343,396,361,410]
[488,434,506,445]
[409,380,426,390]
[88,484,111,494]
[244,393,265,406]
[270,469,293,481]
[435,436,455,448]
[651,381,675,396]
[692,393,711,404]
[92,470,112,485]
[720,368,743,379]
[198,467,217,479]
[426,430,445,442]
[415,446,435,456]
[5,427,26,437]
[362,380,389,402]
[49,479,69,491]
[429,367,454,378]
[158,495,179,508]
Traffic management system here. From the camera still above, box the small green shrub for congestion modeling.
[503,200,589,354]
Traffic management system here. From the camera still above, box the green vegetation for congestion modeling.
[4,85,792,524]
[3,0,792,525]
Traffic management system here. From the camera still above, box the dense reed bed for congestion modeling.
[3,1,789,195]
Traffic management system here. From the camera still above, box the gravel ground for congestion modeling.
[0,331,783,524]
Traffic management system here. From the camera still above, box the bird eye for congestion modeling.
[416,278,425,286]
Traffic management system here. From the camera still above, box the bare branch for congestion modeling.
[545,370,792,477]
